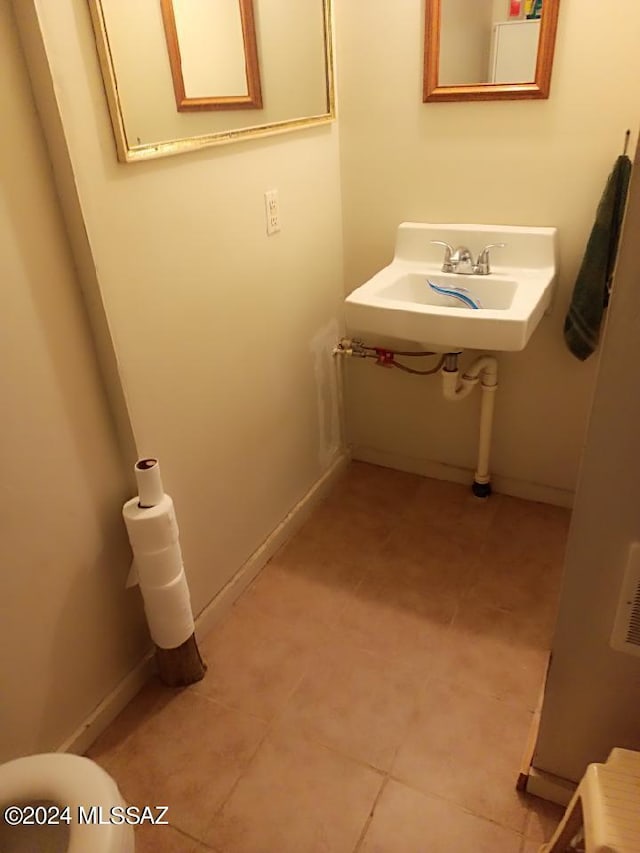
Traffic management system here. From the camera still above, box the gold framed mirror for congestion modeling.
[159,0,262,112]
[88,0,335,162]
[423,0,560,102]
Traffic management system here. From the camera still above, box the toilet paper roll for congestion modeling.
[134,457,165,508]
[139,568,194,649]
[122,494,179,553]
[134,541,184,589]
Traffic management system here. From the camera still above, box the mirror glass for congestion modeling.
[88,0,334,162]
[424,0,560,102]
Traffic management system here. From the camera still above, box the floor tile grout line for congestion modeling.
[312,631,446,688]
[197,647,385,840]
[197,700,390,846]
[263,709,397,779]
[420,670,545,716]
[196,763,259,841]
[384,770,530,838]
[186,685,271,726]
[351,773,390,853]
[197,698,278,838]
[162,820,218,851]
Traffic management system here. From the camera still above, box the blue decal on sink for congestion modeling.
[427,280,482,310]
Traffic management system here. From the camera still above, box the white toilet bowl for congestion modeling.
[0,753,134,852]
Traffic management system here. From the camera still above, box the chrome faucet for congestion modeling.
[450,245,475,274]
[430,240,505,275]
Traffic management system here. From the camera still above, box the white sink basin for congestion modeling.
[345,223,558,351]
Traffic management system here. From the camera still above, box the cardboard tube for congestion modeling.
[135,457,164,508]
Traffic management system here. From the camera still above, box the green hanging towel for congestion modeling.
[563,154,632,360]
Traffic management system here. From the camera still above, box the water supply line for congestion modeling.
[334,338,498,498]
[332,338,445,375]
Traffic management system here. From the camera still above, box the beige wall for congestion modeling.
[0,0,148,761]
[534,143,640,783]
[336,0,640,502]
[18,0,345,625]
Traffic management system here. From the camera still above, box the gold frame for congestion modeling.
[87,0,335,162]
[423,0,561,103]
[159,0,263,112]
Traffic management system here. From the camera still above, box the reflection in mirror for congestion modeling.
[88,0,334,162]
[424,0,560,102]
[160,0,262,111]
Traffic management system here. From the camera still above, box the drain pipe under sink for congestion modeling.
[441,353,498,498]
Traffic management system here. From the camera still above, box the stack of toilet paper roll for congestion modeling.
[122,458,206,686]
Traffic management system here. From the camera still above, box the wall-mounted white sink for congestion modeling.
[345,223,558,351]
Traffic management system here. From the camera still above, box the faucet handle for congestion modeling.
[475,243,506,275]
[430,240,455,272]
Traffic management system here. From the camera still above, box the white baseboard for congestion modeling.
[352,445,574,509]
[59,451,350,755]
[525,766,576,807]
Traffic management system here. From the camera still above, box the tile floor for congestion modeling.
[88,462,571,852]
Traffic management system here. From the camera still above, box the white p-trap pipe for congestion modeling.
[441,356,498,496]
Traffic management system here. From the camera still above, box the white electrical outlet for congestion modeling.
[264,189,280,236]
